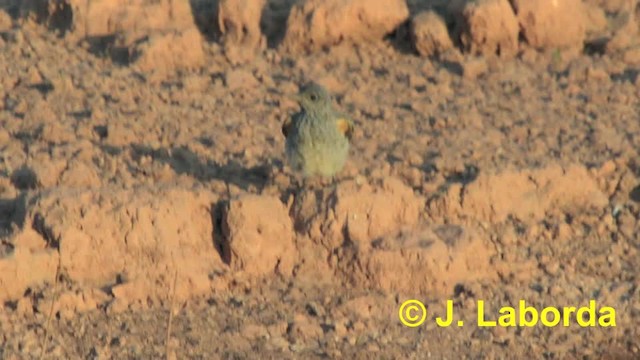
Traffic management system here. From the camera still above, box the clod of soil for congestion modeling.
[281,0,410,53]
[291,177,424,251]
[0,8,12,32]
[129,28,206,79]
[20,0,204,78]
[218,0,267,64]
[222,194,296,276]
[338,224,497,295]
[0,185,223,307]
[460,56,489,79]
[512,0,587,49]
[605,10,639,54]
[20,0,195,39]
[435,164,609,223]
[0,230,58,301]
[410,11,454,57]
[459,0,519,57]
[583,2,608,36]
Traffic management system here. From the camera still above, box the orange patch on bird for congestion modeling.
[336,118,353,140]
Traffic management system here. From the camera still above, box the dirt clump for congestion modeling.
[583,1,609,35]
[20,0,195,38]
[338,224,497,295]
[436,164,609,223]
[605,9,639,55]
[458,0,519,57]
[0,185,223,308]
[288,313,324,342]
[222,194,296,276]
[129,28,205,79]
[20,0,204,78]
[592,0,634,13]
[0,229,58,301]
[511,0,588,49]
[291,177,424,251]
[218,0,267,64]
[281,0,409,53]
[460,56,489,79]
[6,139,102,190]
[410,11,454,57]
[0,8,12,32]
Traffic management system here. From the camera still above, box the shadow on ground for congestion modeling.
[127,144,273,191]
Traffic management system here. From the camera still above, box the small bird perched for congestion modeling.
[282,82,354,182]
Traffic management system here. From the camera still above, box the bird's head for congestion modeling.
[292,82,331,112]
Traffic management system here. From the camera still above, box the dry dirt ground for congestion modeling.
[0,0,639,359]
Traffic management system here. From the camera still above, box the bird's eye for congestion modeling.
[309,93,318,101]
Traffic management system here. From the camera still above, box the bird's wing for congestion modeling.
[335,115,354,141]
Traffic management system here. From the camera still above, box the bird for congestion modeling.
[281,81,354,185]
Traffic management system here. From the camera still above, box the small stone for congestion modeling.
[461,57,488,79]
[459,0,519,57]
[411,11,453,57]
[26,66,43,85]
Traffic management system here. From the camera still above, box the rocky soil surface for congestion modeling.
[0,0,639,358]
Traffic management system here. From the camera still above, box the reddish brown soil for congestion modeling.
[0,0,639,358]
